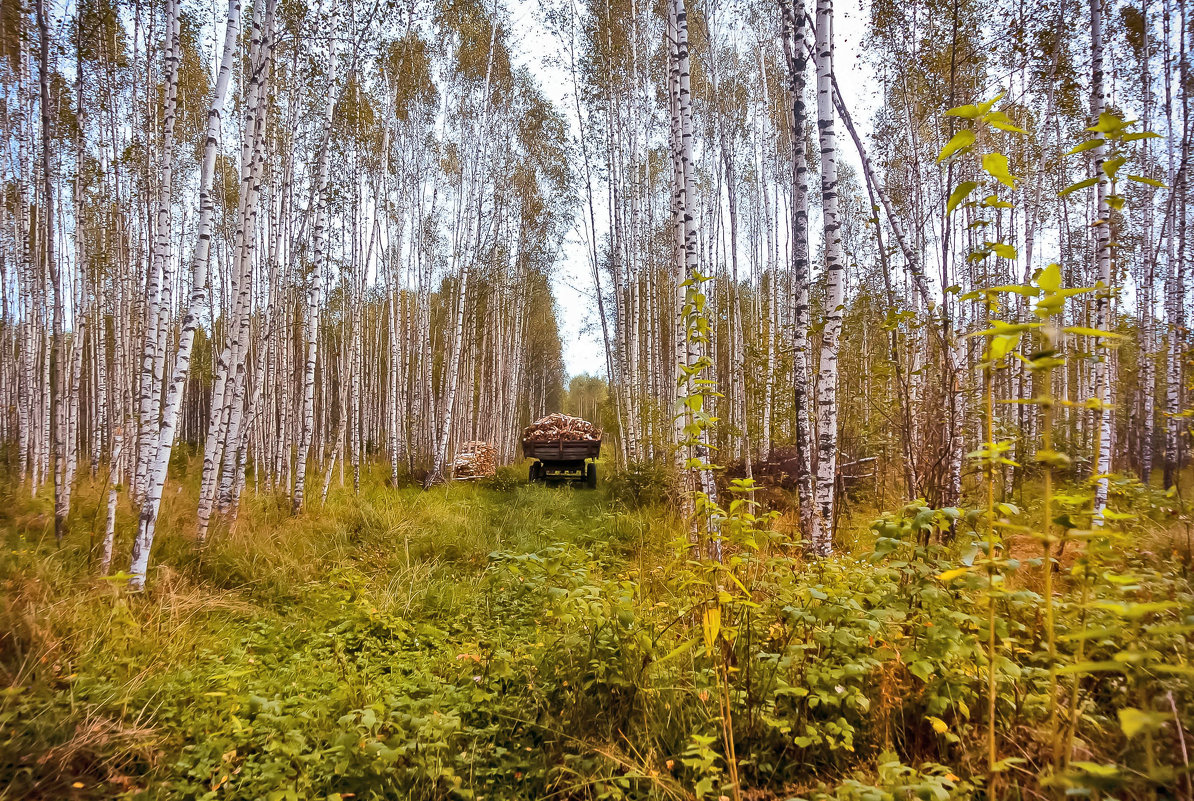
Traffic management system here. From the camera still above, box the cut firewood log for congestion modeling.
[521,413,602,443]
[452,441,496,479]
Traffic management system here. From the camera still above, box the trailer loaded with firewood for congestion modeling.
[521,413,601,488]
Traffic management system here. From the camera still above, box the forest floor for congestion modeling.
[1,462,1192,800]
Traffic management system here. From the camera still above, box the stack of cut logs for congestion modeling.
[452,441,497,479]
[522,413,602,443]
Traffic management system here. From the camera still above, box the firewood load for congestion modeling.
[521,413,602,443]
[452,441,497,479]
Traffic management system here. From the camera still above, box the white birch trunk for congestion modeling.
[293,23,338,514]
[1090,0,1113,520]
[811,0,843,556]
[128,0,244,590]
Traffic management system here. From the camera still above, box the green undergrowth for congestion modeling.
[1,465,1192,800]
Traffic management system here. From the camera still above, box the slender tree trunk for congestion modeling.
[128,0,245,590]
[1090,0,1113,520]
[293,26,338,514]
[779,0,816,538]
[811,0,843,556]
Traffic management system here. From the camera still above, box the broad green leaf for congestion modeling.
[982,194,1014,208]
[1106,194,1125,210]
[946,181,979,213]
[1154,664,1194,678]
[1123,131,1162,141]
[1057,625,1121,642]
[1070,762,1119,778]
[1037,263,1062,291]
[977,92,1005,115]
[987,333,1021,360]
[908,660,934,681]
[946,103,982,119]
[1118,708,1165,739]
[1065,139,1103,156]
[1086,111,1128,134]
[1035,449,1072,468]
[1127,174,1165,187]
[1059,176,1099,196]
[981,284,1038,296]
[1063,326,1127,339]
[937,129,976,162]
[1103,155,1127,180]
[990,242,1017,259]
[937,566,972,581]
[983,110,1028,133]
[969,322,1036,337]
[982,152,1017,188]
[701,606,720,651]
[1058,660,1124,674]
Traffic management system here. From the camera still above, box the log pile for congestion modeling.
[452,441,497,479]
[522,413,602,443]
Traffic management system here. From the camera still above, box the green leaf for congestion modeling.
[1035,449,1072,468]
[990,242,1017,259]
[969,322,1036,337]
[1058,660,1124,675]
[908,660,934,681]
[1070,762,1119,778]
[1086,111,1128,134]
[980,284,1038,296]
[1123,131,1162,141]
[1103,155,1127,180]
[1037,263,1062,292]
[1118,708,1165,739]
[982,194,1014,208]
[1065,139,1103,156]
[946,103,983,119]
[650,638,697,671]
[977,93,1004,115]
[946,181,979,213]
[982,152,1017,188]
[937,129,976,162]
[987,333,1021,360]
[937,566,972,581]
[1127,174,1166,187]
[927,715,950,734]
[1059,176,1099,196]
[983,110,1028,133]
[1063,326,1127,339]
[1154,664,1194,678]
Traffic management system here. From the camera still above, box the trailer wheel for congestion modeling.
[529,462,542,483]
[585,462,598,489]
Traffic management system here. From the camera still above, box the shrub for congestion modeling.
[606,460,680,509]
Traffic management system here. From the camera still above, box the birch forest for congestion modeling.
[3,0,1194,796]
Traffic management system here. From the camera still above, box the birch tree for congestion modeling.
[129,0,244,589]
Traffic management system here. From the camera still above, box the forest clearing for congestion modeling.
[2,0,1194,796]
[2,462,1188,801]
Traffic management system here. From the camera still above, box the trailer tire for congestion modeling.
[585,462,597,489]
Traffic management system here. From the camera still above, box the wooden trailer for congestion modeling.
[522,438,601,488]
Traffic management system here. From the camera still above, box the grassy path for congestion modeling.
[2,478,674,800]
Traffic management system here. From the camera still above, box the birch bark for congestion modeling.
[779,0,816,539]
[1090,0,1113,520]
[128,0,244,590]
[293,22,339,514]
[811,0,843,556]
